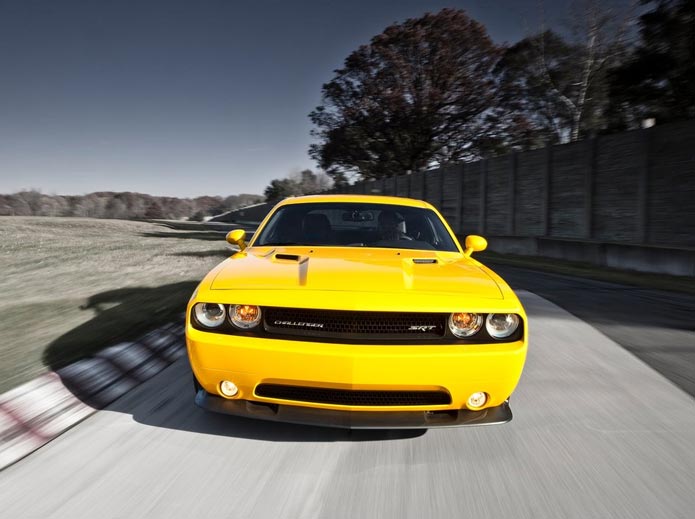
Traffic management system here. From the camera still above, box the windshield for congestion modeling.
[253,202,460,252]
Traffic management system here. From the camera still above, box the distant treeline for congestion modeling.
[0,190,263,221]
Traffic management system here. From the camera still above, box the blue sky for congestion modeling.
[0,0,626,198]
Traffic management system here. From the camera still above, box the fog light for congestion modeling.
[467,392,487,409]
[219,380,238,398]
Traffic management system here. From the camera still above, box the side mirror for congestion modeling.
[226,229,247,251]
[463,235,487,257]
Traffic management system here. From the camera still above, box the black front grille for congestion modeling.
[255,384,451,406]
[264,307,446,340]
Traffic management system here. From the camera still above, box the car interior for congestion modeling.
[255,203,459,252]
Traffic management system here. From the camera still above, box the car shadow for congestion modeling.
[42,282,198,371]
[45,284,427,442]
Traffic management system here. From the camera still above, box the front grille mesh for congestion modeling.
[255,384,451,406]
[264,307,446,340]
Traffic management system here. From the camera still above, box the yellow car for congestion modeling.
[186,194,527,428]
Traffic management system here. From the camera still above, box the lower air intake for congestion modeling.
[255,384,451,406]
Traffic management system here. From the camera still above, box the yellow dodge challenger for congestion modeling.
[186,194,527,428]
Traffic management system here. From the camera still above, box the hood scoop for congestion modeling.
[412,258,438,264]
[274,253,309,264]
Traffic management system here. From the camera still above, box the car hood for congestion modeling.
[210,247,503,299]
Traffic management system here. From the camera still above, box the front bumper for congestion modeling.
[187,326,526,413]
[195,390,512,428]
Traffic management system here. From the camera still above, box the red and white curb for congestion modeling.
[0,322,185,470]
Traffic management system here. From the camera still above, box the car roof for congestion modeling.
[275,194,432,209]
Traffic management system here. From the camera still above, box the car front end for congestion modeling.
[186,196,528,428]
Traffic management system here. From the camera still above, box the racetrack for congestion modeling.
[2,291,695,519]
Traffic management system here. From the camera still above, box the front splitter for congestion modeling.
[195,390,512,429]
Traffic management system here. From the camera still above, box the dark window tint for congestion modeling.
[254,202,459,252]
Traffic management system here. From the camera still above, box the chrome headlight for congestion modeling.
[448,312,483,338]
[485,313,520,339]
[229,304,262,329]
[193,303,226,328]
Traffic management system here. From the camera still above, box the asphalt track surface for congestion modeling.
[2,289,695,518]
[489,263,695,398]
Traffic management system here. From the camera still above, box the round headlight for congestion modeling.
[485,313,520,339]
[448,312,483,338]
[230,304,262,329]
[194,303,226,328]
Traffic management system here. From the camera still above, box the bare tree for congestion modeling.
[502,0,632,142]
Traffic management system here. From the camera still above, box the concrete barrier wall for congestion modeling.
[337,119,695,276]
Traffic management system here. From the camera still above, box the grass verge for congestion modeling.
[0,217,233,393]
